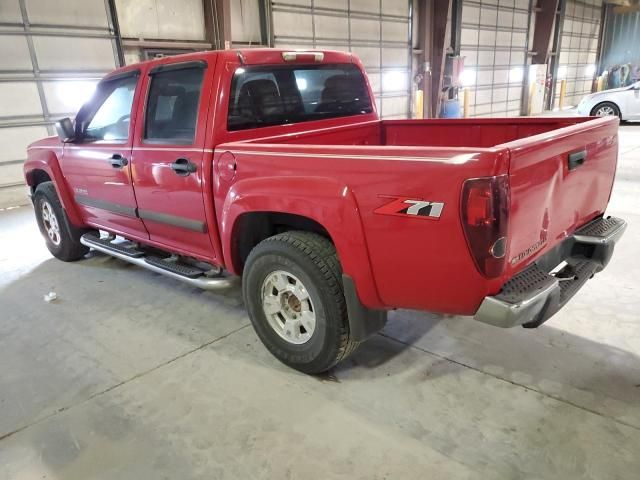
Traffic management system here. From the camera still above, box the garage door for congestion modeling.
[554,0,602,107]
[270,0,412,119]
[459,0,530,117]
[0,0,119,208]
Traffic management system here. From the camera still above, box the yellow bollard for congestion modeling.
[415,89,424,119]
[463,88,470,118]
[597,76,604,92]
[559,79,567,110]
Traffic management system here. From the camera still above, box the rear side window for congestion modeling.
[144,67,204,143]
[228,63,372,131]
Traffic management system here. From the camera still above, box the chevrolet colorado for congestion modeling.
[24,49,626,373]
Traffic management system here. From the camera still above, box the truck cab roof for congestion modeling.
[103,49,359,82]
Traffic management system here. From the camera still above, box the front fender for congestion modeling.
[221,176,384,309]
[24,149,84,227]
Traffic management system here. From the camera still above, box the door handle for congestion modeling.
[109,153,128,168]
[568,150,586,171]
[170,158,197,176]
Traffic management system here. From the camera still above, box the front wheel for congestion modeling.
[242,231,359,374]
[591,102,621,118]
[33,182,90,261]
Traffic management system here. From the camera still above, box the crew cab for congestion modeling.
[24,49,626,373]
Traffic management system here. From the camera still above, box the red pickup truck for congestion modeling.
[25,49,626,373]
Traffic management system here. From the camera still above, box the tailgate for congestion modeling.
[503,116,619,276]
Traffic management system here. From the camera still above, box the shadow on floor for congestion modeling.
[338,306,640,428]
[3,251,640,433]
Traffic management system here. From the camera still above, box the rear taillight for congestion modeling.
[461,175,510,278]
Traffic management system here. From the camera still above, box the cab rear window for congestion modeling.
[227,63,373,131]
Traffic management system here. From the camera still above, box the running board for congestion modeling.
[80,234,236,291]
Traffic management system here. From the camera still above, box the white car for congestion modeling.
[576,81,640,121]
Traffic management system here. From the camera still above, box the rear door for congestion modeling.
[62,70,147,236]
[131,59,217,261]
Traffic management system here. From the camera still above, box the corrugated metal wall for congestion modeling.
[553,0,602,107]
[459,0,531,117]
[600,6,640,86]
[232,0,263,45]
[270,0,412,119]
[0,0,119,208]
[115,0,207,63]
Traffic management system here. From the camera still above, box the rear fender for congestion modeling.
[221,176,384,309]
[24,150,84,227]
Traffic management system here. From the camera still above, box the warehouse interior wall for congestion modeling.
[599,5,640,88]
[115,0,208,63]
[552,0,602,108]
[0,0,119,208]
[458,0,531,117]
[231,0,263,46]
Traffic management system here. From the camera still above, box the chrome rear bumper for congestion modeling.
[474,216,626,328]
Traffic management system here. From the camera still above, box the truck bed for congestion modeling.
[243,117,596,148]
[217,116,619,315]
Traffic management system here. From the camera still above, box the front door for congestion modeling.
[131,59,217,261]
[62,71,147,237]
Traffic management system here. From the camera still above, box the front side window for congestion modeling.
[144,67,204,144]
[84,76,137,142]
[228,63,373,131]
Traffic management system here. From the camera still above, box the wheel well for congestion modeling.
[231,212,332,273]
[26,169,52,194]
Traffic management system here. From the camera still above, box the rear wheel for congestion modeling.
[242,231,359,374]
[591,102,621,118]
[33,182,90,261]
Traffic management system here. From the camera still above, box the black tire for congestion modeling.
[590,101,621,119]
[33,182,90,262]
[242,231,359,374]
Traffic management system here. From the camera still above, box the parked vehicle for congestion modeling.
[24,49,626,373]
[577,81,640,120]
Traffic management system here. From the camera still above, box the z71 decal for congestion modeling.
[374,196,445,220]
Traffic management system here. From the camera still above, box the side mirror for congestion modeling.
[55,117,75,142]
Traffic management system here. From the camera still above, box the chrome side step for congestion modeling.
[80,234,237,291]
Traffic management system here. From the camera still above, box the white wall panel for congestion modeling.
[0,83,42,117]
[315,14,349,39]
[381,47,409,67]
[0,35,33,70]
[231,0,262,45]
[0,126,49,164]
[273,9,313,37]
[33,36,116,70]
[0,0,22,23]
[0,163,25,188]
[351,0,379,12]
[350,18,381,41]
[25,0,109,27]
[381,96,409,117]
[115,0,205,41]
[382,0,409,16]
[315,0,343,8]
[382,21,409,42]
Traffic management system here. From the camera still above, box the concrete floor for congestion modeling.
[1,126,639,480]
